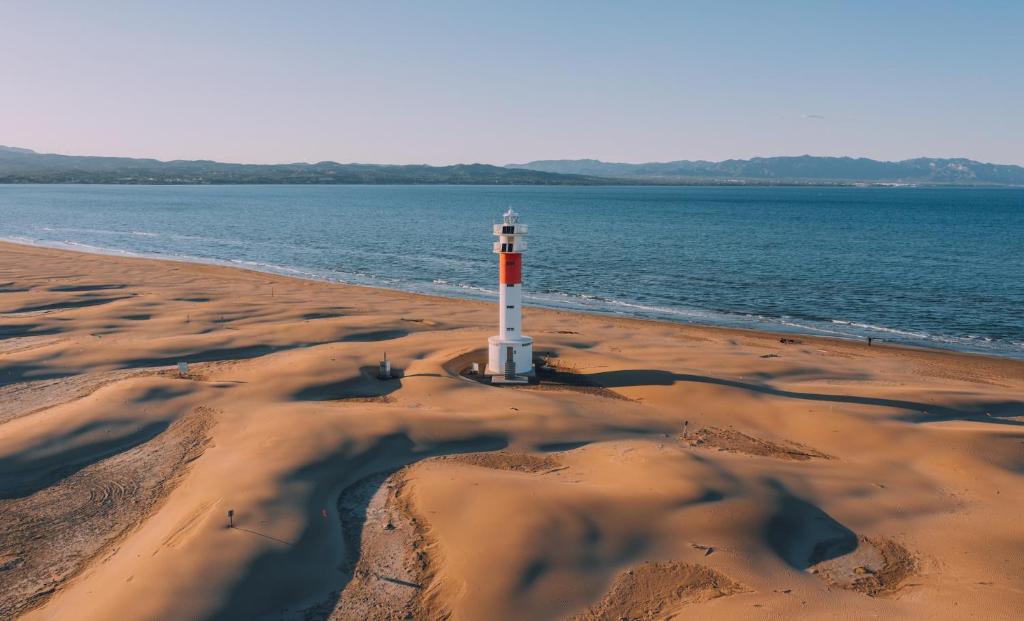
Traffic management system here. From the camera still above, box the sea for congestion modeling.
[1,184,1021,359]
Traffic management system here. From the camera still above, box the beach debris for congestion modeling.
[227,509,234,528]
[779,337,803,345]
[470,362,479,375]
[690,542,715,553]
[379,352,392,379]
[177,361,190,378]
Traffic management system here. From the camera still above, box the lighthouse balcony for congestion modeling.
[493,224,528,236]
[493,240,527,253]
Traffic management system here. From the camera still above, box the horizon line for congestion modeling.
[4,145,1023,169]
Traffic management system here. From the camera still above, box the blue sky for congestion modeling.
[2,1,1021,165]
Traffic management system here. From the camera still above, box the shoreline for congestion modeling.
[2,239,1019,364]
[3,179,1024,190]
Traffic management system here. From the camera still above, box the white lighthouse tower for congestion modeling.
[486,209,534,382]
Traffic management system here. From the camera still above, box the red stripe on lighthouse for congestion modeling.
[499,253,522,284]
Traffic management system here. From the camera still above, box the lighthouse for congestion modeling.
[486,209,534,382]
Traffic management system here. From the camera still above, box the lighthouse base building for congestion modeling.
[485,209,534,382]
[486,334,534,382]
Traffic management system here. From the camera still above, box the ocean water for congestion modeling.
[0,184,1021,359]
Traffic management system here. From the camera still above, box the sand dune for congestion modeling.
[0,241,1022,620]
[0,405,214,618]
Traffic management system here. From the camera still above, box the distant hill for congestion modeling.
[3,147,1022,186]
[0,146,605,185]
[507,156,1024,186]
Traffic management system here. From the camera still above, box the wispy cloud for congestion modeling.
[801,114,826,120]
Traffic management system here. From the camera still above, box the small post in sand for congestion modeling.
[379,352,391,380]
[227,509,234,528]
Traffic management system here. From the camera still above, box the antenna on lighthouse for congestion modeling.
[486,209,533,384]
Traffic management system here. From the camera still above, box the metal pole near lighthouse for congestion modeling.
[486,209,534,383]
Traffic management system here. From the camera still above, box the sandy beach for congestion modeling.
[1,239,1022,620]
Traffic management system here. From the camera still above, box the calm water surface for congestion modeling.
[1,184,1021,358]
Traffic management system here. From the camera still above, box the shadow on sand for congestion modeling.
[47,284,129,293]
[0,327,415,392]
[338,329,409,342]
[5,295,132,314]
[580,369,1023,426]
[292,366,441,402]
[762,478,857,569]
[206,431,509,620]
[232,526,295,547]
[0,419,171,499]
[0,323,64,340]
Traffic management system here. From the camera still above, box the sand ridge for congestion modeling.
[570,561,746,620]
[434,450,563,473]
[809,536,917,597]
[0,241,1022,620]
[681,425,833,460]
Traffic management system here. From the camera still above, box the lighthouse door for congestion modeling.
[505,346,516,379]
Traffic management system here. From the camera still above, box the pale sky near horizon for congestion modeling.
[2,1,1022,166]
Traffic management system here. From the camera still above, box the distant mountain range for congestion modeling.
[0,146,603,185]
[2,146,1022,186]
[507,156,1024,186]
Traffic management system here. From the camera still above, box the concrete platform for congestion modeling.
[489,375,530,385]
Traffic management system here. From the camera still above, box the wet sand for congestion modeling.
[1,240,1022,620]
